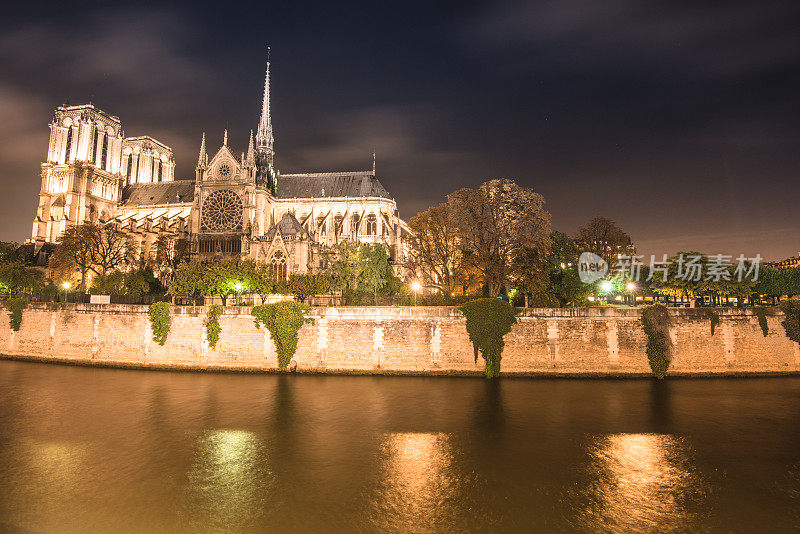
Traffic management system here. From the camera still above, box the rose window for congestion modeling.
[201,189,243,232]
[217,163,232,178]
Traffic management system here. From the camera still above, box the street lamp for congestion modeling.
[411,281,422,306]
[234,282,243,306]
[61,282,70,303]
[626,282,637,306]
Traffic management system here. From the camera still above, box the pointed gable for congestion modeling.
[206,144,243,182]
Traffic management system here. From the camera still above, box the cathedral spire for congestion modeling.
[197,132,207,168]
[223,129,228,147]
[255,47,274,161]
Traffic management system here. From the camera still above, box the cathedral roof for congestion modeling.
[266,212,309,240]
[121,180,195,206]
[277,171,391,199]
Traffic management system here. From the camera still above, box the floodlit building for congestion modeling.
[30,58,409,278]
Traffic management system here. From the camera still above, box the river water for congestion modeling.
[0,360,798,533]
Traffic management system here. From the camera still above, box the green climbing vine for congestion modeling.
[252,301,313,370]
[640,304,672,379]
[779,300,800,345]
[148,301,171,346]
[753,307,769,337]
[4,298,27,332]
[205,304,223,349]
[459,298,519,379]
[706,309,720,336]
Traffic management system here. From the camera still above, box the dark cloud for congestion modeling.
[0,1,799,260]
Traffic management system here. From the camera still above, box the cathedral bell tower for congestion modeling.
[32,104,125,243]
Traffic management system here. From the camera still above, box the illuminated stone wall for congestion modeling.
[1,304,798,375]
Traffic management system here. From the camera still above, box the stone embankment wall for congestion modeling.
[1,303,798,376]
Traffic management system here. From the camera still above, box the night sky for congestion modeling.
[1,1,799,260]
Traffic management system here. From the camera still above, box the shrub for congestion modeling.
[205,304,223,349]
[252,301,313,370]
[706,309,720,336]
[459,298,519,379]
[779,300,800,345]
[4,298,27,331]
[148,301,171,346]
[640,304,672,379]
[753,307,769,337]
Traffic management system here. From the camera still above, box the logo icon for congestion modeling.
[578,252,608,283]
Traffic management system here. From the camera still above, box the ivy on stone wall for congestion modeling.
[706,309,720,336]
[4,298,27,332]
[205,304,223,349]
[148,301,171,346]
[640,304,672,379]
[779,300,800,345]
[459,298,519,379]
[252,301,312,370]
[753,307,769,337]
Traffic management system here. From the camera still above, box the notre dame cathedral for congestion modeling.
[30,59,409,278]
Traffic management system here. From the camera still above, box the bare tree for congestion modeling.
[93,224,133,276]
[447,179,552,297]
[50,224,98,292]
[575,216,632,266]
[405,203,460,295]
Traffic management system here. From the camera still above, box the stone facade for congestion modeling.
[1,305,798,376]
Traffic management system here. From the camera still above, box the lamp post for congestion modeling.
[411,281,421,306]
[61,282,70,303]
[626,281,637,306]
[234,282,243,306]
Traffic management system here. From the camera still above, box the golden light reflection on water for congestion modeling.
[370,432,458,532]
[578,433,706,533]
[184,429,275,531]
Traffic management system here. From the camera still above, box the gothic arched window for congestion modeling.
[100,136,108,170]
[366,214,377,235]
[270,250,287,281]
[64,127,73,164]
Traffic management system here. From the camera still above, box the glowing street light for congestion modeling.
[234,282,243,306]
[600,280,614,294]
[626,282,636,292]
[61,282,70,303]
[411,281,422,306]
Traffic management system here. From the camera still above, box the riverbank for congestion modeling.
[1,303,798,376]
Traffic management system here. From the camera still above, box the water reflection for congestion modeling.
[369,432,457,532]
[183,429,275,532]
[577,433,707,532]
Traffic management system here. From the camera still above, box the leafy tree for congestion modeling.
[167,261,207,301]
[358,243,391,304]
[124,270,153,298]
[0,262,44,296]
[90,271,126,295]
[325,241,362,297]
[0,242,22,264]
[288,273,332,303]
[447,179,551,297]
[542,231,590,306]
